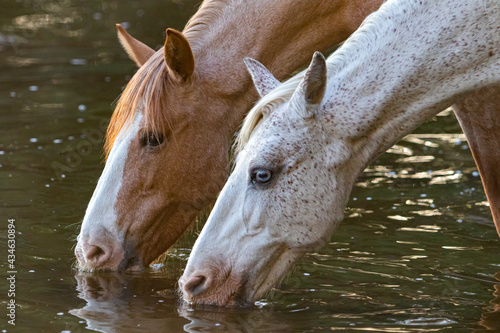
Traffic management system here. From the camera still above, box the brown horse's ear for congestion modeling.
[164,28,194,81]
[116,24,155,67]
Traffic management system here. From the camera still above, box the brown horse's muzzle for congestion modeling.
[75,231,142,272]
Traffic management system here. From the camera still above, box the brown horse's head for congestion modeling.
[75,25,231,271]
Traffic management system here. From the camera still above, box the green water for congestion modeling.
[1,1,499,332]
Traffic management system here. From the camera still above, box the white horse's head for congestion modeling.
[180,53,358,305]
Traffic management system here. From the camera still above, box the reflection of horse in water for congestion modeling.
[178,304,292,333]
[70,272,292,332]
[69,270,500,331]
[70,270,500,331]
[477,272,500,332]
[70,272,185,332]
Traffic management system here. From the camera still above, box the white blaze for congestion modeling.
[78,112,143,241]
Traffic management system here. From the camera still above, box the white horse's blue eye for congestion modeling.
[252,169,272,184]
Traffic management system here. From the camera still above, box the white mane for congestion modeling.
[235,0,405,154]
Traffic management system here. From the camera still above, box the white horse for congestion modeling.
[179,0,500,306]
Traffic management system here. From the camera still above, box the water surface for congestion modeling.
[1,1,499,332]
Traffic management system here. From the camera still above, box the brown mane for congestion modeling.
[183,0,229,47]
[105,0,230,158]
[104,50,171,158]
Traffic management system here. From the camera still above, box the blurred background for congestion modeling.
[1,1,499,332]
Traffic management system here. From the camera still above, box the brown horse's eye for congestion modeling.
[140,131,164,148]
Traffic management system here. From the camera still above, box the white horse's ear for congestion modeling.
[290,52,327,118]
[244,58,280,97]
[116,24,155,67]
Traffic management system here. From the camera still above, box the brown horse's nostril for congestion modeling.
[76,236,125,270]
[84,244,106,263]
[183,275,208,297]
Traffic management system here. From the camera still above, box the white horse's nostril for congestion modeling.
[183,275,208,297]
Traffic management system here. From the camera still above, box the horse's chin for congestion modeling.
[182,272,278,307]
[183,284,266,307]
[181,276,251,307]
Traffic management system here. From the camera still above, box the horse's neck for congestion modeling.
[323,0,499,164]
[185,0,383,132]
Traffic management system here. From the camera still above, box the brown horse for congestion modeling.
[75,0,500,272]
